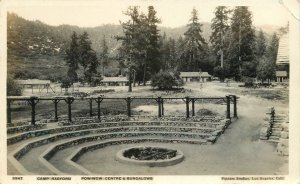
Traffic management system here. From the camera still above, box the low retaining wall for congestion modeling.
[8,119,230,145]
[7,123,47,134]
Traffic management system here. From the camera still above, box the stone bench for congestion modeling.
[7,123,47,134]
[64,137,208,175]
[8,120,229,145]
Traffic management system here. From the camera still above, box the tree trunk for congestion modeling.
[133,70,136,87]
[143,64,146,86]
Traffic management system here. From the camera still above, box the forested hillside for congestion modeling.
[7,12,280,81]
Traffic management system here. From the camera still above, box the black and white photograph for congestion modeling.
[1,0,300,183]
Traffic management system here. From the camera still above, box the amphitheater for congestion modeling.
[7,96,236,175]
[7,95,240,175]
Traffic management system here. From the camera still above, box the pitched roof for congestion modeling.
[276,71,288,77]
[180,72,211,78]
[16,79,51,85]
[276,33,289,65]
[101,77,128,82]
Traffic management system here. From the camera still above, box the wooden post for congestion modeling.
[226,96,230,119]
[7,99,12,124]
[52,99,60,122]
[128,68,132,92]
[233,95,238,118]
[95,97,103,121]
[192,98,195,116]
[89,98,93,117]
[65,97,74,122]
[28,96,39,125]
[185,97,190,118]
[126,97,131,117]
[161,98,164,116]
[158,97,162,117]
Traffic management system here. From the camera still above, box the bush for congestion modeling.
[60,77,72,88]
[242,77,255,87]
[151,71,183,90]
[213,66,226,82]
[7,77,22,96]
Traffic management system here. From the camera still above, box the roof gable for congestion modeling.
[180,72,211,78]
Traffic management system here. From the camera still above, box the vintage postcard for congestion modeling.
[0,0,299,183]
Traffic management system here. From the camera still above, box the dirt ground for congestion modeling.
[9,82,289,175]
[75,82,288,175]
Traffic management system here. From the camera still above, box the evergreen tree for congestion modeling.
[145,6,161,75]
[78,31,93,71]
[266,33,279,63]
[117,6,161,87]
[176,36,186,71]
[183,8,207,71]
[117,6,144,90]
[65,31,80,83]
[255,29,267,59]
[230,6,256,79]
[78,31,99,84]
[256,56,276,83]
[100,35,109,75]
[210,6,231,68]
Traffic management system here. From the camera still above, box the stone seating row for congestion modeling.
[8,120,229,145]
[50,137,209,175]
[7,124,47,134]
[58,115,224,126]
[40,133,215,175]
[9,130,219,175]
[7,121,30,127]
[8,118,231,175]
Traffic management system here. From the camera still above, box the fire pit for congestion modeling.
[116,146,184,167]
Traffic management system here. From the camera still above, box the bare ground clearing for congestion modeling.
[8,82,288,175]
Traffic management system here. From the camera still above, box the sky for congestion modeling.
[6,0,290,28]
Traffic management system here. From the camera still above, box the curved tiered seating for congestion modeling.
[7,116,231,175]
[7,123,47,134]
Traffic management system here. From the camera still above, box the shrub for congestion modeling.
[213,66,226,82]
[242,76,255,87]
[60,77,72,88]
[7,77,22,96]
[151,71,183,90]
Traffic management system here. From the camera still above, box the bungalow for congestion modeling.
[275,32,289,83]
[100,77,129,86]
[180,72,212,82]
[276,71,288,83]
[16,79,52,93]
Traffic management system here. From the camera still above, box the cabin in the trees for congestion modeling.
[180,72,212,82]
[275,71,288,83]
[16,79,52,93]
[100,77,129,86]
[276,33,289,83]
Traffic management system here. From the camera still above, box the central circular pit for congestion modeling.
[116,146,184,167]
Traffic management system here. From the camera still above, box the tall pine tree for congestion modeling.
[183,8,207,71]
[210,6,231,68]
[230,6,256,79]
[100,35,109,75]
[65,31,80,83]
[255,29,267,59]
[78,31,99,84]
[117,6,161,87]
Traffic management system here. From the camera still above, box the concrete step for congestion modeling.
[268,138,279,143]
[269,135,280,140]
[50,137,207,175]
[271,131,281,136]
[272,127,282,132]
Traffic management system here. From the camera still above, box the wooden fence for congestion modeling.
[7,95,238,125]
